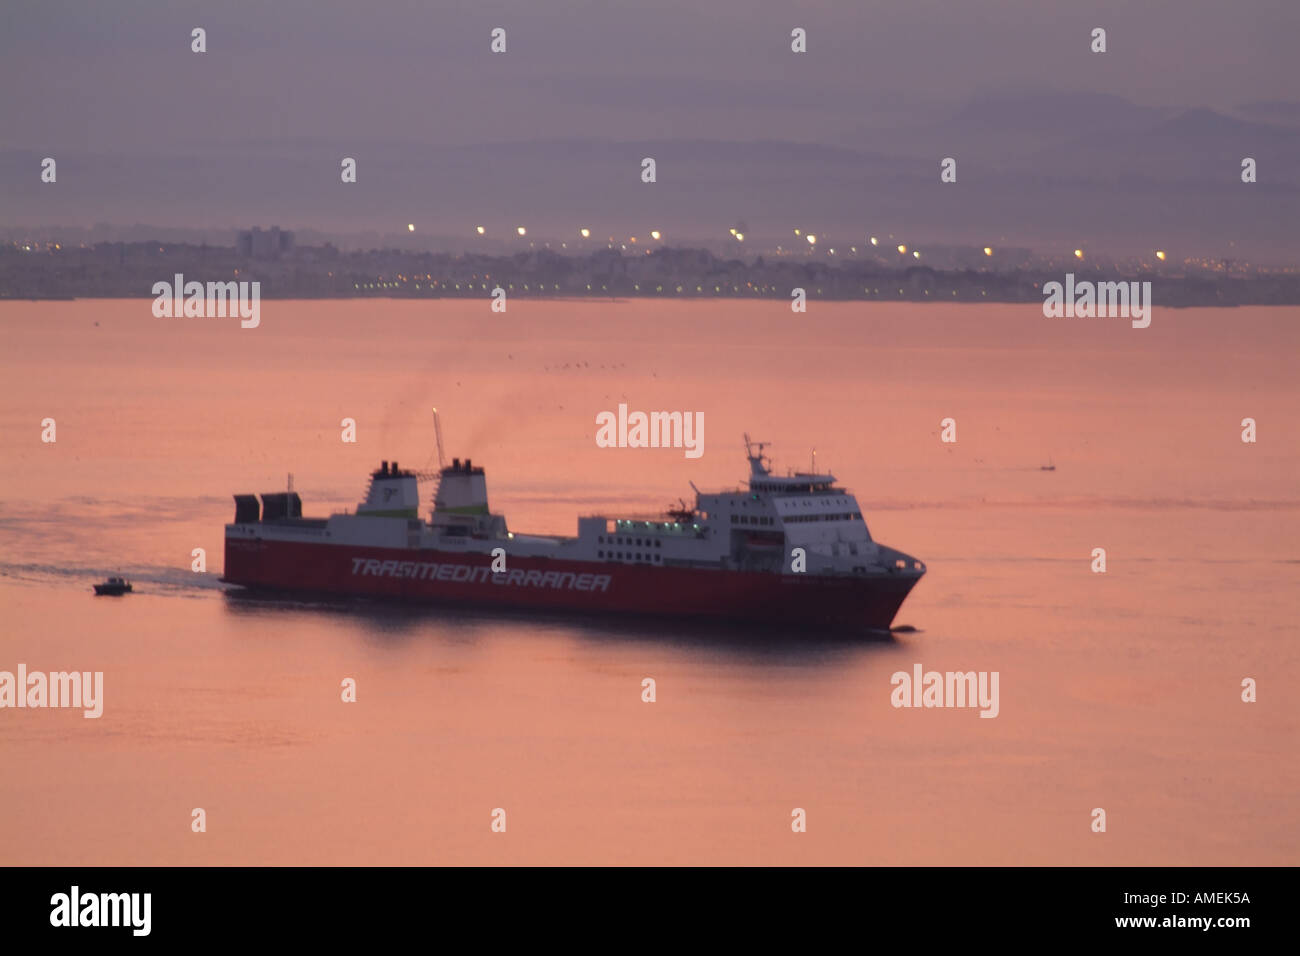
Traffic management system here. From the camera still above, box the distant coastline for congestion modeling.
[3,241,1298,307]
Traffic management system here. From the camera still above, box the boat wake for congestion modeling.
[0,561,230,597]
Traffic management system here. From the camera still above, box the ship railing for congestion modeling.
[610,516,702,531]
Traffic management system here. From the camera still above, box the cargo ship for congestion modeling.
[222,436,926,632]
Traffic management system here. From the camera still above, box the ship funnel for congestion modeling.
[432,457,496,531]
[357,461,419,518]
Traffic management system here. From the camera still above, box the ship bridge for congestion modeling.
[683,436,889,572]
[747,471,843,495]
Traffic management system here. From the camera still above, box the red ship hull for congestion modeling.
[223,537,920,632]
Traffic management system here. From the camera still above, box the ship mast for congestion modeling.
[432,408,447,470]
[743,433,772,476]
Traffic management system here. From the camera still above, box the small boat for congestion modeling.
[1040,458,1056,472]
[93,576,133,596]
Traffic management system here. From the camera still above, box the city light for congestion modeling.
[869,237,879,246]
[983,247,993,256]
[806,234,817,245]
[407,224,414,232]
[650,230,661,240]
[897,244,907,254]
[735,232,745,241]
[517,227,526,236]
[912,250,921,259]
[1156,250,1167,261]
[475,226,485,235]
[1074,249,1084,259]
[580,228,590,238]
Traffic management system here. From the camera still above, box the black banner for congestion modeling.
[0,866,1282,943]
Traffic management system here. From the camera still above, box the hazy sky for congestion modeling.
[3,0,1297,254]
[3,0,1297,152]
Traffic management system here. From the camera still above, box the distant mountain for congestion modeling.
[1235,101,1300,127]
[1151,107,1291,142]
[947,91,1172,135]
[2,106,1297,260]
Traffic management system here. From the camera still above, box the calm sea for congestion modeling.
[1,298,1296,864]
